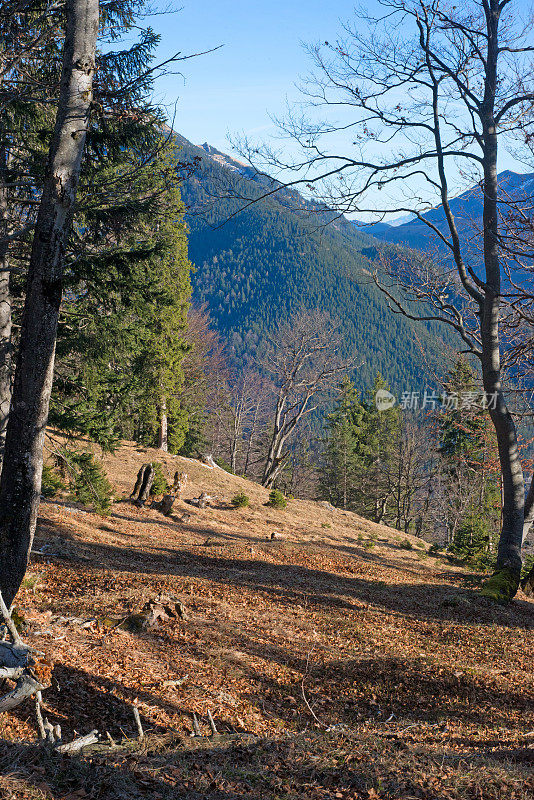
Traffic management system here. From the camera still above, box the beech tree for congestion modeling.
[260,311,348,488]
[241,0,534,599]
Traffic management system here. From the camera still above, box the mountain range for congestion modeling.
[361,170,534,266]
[173,133,461,393]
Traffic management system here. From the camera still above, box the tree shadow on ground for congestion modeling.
[33,520,534,630]
[232,648,534,733]
[0,725,531,800]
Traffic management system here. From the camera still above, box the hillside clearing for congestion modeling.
[0,439,533,799]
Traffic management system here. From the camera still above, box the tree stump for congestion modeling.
[172,471,188,496]
[159,494,175,516]
[130,465,148,499]
[131,464,154,506]
[188,491,212,509]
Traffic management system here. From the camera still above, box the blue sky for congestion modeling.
[147,0,534,217]
[150,0,360,151]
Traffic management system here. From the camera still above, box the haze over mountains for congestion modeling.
[174,133,458,392]
[362,170,534,260]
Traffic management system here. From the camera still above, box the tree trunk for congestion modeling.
[158,494,175,516]
[262,390,313,488]
[137,464,154,505]
[262,394,284,487]
[0,145,12,471]
[158,398,168,451]
[0,0,99,607]
[0,247,11,471]
[243,398,260,476]
[479,2,524,600]
[522,475,534,545]
[131,464,149,499]
[519,478,534,595]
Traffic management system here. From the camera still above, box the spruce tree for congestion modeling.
[320,378,363,510]
[52,175,192,453]
[358,375,402,523]
[438,359,501,562]
[320,374,401,523]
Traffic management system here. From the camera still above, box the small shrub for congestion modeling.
[428,543,443,555]
[69,451,114,513]
[232,492,250,508]
[465,550,496,572]
[41,463,66,498]
[321,522,331,529]
[150,462,169,496]
[21,572,42,593]
[267,489,287,509]
[399,538,413,550]
[214,457,235,474]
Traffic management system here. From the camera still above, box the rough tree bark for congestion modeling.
[137,464,154,505]
[0,0,99,606]
[520,479,534,594]
[131,464,148,499]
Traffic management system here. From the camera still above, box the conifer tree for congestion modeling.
[358,375,402,523]
[0,0,192,605]
[320,374,401,523]
[52,174,192,454]
[133,192,192,452]
[320,378,363,510]
[438,359,501,561]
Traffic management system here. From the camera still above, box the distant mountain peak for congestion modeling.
[199,142,250,176]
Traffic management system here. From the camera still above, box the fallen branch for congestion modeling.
[192,712,202,737]
[0,674,44,713]
[300,648,327,729]
[0,665,24,680]
[207,709,218,735]
[0,641,31,667]
[0,591,23,647]
[132,706,144,740]
[187,492,214,509]
[43,718,55,743]
[56,730,99,754]
[35,691,46,740]
[0,593,47,713]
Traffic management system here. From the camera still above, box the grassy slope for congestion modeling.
[0,437,533,799]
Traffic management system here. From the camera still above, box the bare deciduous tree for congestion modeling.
[239,0,534,599]
[261,310,349,488]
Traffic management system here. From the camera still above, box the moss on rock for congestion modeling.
[480,568,520,603]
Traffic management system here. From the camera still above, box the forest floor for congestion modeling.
[0,436,533,799]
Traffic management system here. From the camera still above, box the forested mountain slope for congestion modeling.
[173,133,457,391]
